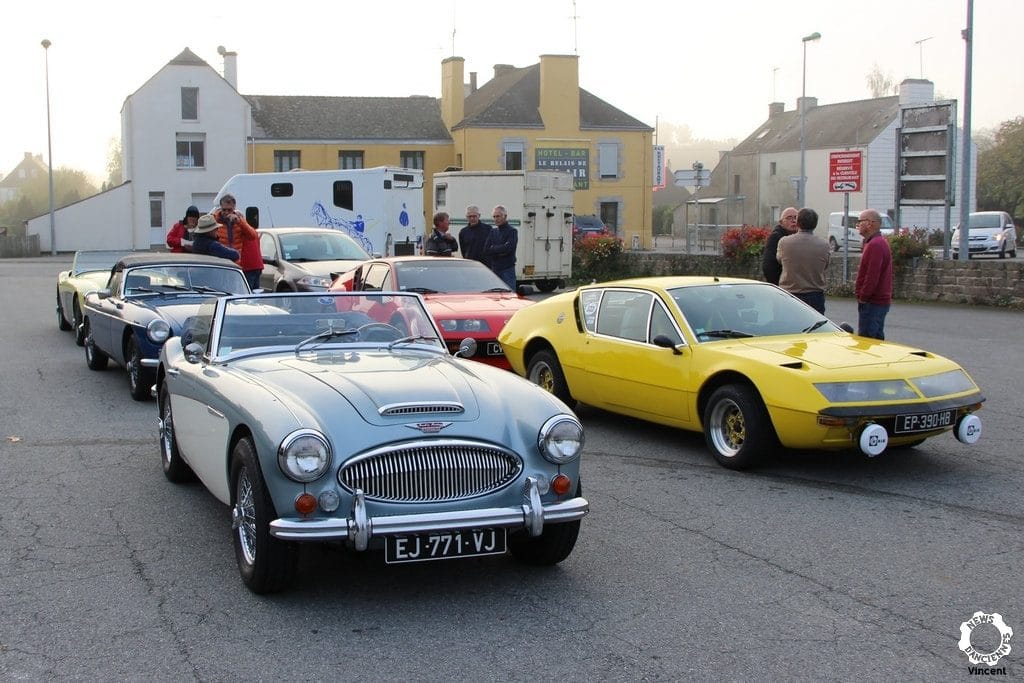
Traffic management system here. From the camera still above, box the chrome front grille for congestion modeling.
[379,403,464,417]
[338,440,522,502]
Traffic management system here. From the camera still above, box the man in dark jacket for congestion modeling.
[191,214,240,262]
[425,212,458,256]
[484,205,518,290]
[459,205,490,265]
[762,207,798,285]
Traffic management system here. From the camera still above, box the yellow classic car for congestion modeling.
[498,277,984,469]
[57,250,131,345]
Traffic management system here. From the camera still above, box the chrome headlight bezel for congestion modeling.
[814,379,918,403]
[278,429,332,482]
[538,415,584,464]
[147,318,171,343]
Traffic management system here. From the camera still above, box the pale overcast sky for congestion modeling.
[3,0,1021,182]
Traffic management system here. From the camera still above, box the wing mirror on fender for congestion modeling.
[184,342,205,364]
[454,338,477,358]
[653,335,684,355]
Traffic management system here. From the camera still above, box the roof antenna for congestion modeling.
[571,0,579,55]
[451,1,457,56]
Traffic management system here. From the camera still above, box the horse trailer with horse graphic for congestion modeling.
[213,167,424,257]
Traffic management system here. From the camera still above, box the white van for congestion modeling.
[214,167,424,257]
[827,212,894,252]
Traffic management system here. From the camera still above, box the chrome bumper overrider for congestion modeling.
[269,477,589,551]
[141,358,159,368]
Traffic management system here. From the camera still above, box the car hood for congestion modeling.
[135,297,212,332]
[289,259,366,277]
[722,334,940,371]
[237,351,552,427]
[424,293,533,316]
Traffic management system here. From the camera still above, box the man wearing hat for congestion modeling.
[191,214,240,261]
[166,205,200,253]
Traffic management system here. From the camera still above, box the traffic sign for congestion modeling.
[829,151,862,193]
[673,169,711,187]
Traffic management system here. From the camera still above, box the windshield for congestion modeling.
[73,250,130,275]
[122,265,249,296]
[279,231,370,262]
[967,214,1002,229]
[215,292,444,355]
[668,283,840,341]
[393,259,511,293]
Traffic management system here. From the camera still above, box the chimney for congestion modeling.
[797,96,817,114]
[469,71,477,94]
[899,78,935,105]
[441,56,465,131]
[217,46,239,90]
[768,102,785,118]
[493,64,516,79]
[539,54,579,132]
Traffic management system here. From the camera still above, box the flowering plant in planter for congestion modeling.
[572,234,624,282]
[887,228,933,268]
[721,225,771,265]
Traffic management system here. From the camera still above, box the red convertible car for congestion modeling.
[329,256,533,369]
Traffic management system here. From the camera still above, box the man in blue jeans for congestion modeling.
[854,209,893,339]
[484,205,518,290]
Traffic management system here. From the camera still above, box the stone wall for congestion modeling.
[592,252,1024,309]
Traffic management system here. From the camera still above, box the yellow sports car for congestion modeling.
[57,250,131,346]
[498,277,984,469]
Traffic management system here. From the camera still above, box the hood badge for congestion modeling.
[405,421,453,434]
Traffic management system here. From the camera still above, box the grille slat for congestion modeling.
[339,441,522,503]
[379,403,464,417]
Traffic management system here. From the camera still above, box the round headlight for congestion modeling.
[147,318,171,343]
[538,416,584,464]
[278,430,331,482]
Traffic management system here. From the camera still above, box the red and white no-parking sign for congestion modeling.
[829,151,862,193]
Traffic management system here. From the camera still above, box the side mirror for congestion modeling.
[652,334,684,355]
[184,342,205,364]
[97,288,112,300]
[454,337,478,358]
[839,322,855,334]
[263,257,279,266]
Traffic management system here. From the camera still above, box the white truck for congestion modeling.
[214,167,424,256]
[433,170,574,292]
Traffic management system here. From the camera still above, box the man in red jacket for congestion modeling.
[212,194,263,290]
[166,205,200,252]
[854,209,893,340]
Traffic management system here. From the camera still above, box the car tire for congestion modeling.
[73,300,86,346]
[526,349,575,408]
[57,290,72,331]
[535,279,559,293]
[127,336,154,402]
[829,237,839,252]
[703,384,776,470]
[231,437,299,594]
[84,320,109,371]
[509,519,580,566]
[159,383,195,483]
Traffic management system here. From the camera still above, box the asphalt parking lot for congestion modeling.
[1,255,1021,680]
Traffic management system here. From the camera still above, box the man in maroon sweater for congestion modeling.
[854,209,893,339]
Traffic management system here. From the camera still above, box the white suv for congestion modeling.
[827,212,894,252]
[951,211,1018,259]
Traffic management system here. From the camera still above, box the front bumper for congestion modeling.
[269,477,589,550]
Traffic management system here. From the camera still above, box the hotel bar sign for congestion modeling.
[536,148,589,189]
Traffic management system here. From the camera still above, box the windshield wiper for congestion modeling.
[403,287,440,294]
[801,319,830,333]
[294,327,358,355]
[387,335,441,350]
[702,329,754,339]
[482,287,510,293]
[191,285,233,295]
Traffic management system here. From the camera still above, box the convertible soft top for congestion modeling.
[112,253,244,273]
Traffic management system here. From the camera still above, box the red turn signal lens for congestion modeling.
[551,474,572,496]
[295,493,318,515]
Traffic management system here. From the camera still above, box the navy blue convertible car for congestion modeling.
[82,253,250,400]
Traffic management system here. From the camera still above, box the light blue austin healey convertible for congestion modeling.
[155,291,588,593]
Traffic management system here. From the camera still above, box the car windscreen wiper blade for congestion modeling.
[295,327,358,355]
[403,287,440,294]
[482,287,510,293]
[801,319,830,333]
[387,335,441,350]
[191,285,233,295]
[702,329,754,339]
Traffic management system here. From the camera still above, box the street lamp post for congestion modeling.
[798,31,821,208]
[42,39,56,256]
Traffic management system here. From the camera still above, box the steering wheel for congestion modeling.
[356,322,403,342]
